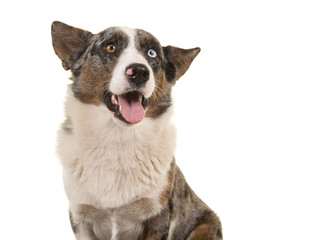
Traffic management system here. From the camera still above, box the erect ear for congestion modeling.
[163,46,201,83]
[51,21,93,70]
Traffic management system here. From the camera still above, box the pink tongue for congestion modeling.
[117,95,144,124]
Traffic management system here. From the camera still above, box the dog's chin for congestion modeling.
[103,91,149,127]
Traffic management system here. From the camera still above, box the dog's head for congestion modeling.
[51,21,200,126]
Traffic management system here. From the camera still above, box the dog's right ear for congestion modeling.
[51,21,93,71]
[163,46,201,84]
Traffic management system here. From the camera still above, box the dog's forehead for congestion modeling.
[116,26,136,42]
[121,27,161,45]
[96,26,162,49]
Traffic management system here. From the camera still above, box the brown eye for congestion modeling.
[106,44,116,53]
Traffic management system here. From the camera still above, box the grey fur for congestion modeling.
[62,118,73,134]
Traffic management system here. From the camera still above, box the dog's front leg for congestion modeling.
[69,204,112,240]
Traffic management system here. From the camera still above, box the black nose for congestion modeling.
[125,64,150,86]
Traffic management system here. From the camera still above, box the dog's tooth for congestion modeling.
[112,95,118,105]
[119,105,122,112]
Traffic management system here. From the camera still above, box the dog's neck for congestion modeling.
[59,87,176,208]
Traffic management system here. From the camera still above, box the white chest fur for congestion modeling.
[57,90,176,209]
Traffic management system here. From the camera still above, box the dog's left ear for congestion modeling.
[51,21,93,71]
[163,46,201,84]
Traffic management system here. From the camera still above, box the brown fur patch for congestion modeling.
[187,222,214,240]
[74,57,112,105]
[159,161,176,205]
[145,72,171,119]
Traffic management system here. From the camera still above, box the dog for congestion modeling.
[52,21,222,240]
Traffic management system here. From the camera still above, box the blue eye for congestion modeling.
[148,49,157,58]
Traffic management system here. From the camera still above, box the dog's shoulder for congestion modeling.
[142,162,223,240]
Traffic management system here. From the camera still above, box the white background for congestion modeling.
[0,0,335,239]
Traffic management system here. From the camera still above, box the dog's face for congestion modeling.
[52,21,200,126]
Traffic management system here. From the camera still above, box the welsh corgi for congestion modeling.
[52,21,222,240]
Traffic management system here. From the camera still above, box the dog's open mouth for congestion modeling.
[104,91,148,124]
